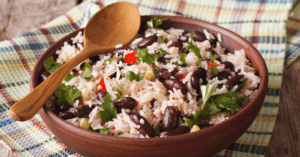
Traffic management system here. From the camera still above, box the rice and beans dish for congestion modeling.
[42,17,261,138]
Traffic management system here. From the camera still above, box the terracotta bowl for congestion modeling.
[30,16,268,157]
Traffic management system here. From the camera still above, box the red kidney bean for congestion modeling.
[226,75,244,90]
[158,55,171,64]
[214,71,231,80]
[163,79,188,95]
[59,104,73,112]
[168,41,183,50]
[74,105,95,118]
[222,61,235,71]
[45,96,59,114]
[197,123,214,130]
[208,48,221,62]
[193,31,207,42]
[72,69,78,74]
[130,113,155,137]
[193,67,207,85]
[114,97,136,113]
[150,98,156,109]
[97,92,108,102]
[162,126,190,137]
[73,96,82,103]
[79,61,92,70]
[161,106,179,132]
[137,35,158,48]
[89,56,100,65]
[41,72,51,81]
[59,112,76,120]
[106,46,132,57]
[158,68,177,80]
[190,74,200,92]
[210,38,218,48]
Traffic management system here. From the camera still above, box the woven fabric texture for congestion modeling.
[0,0,299,156]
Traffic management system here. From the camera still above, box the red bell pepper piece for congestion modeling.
[98,77,107,92]
[124,51,139,65]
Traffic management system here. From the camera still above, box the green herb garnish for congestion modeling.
[184,81,217,127]
[152,67,158,77]
[159,48,169,55]
[211,54,217,62]
[55,83,82,106]
[78,105,83,109]
[155,126,160,136]
[197,60,202,66]
[80,62,92,81]
[135,49,160,65]
[209,66,218,75]
[104,54,117,64]
[235,79,247,92]
[87,124,100,132]
[64,73,75,82]
[49,63,62,72]
[44,56,54,72]
[52,136,58,140]
[159,35,168,43]
[123,71,145,82]
[113,79,124,99]
[99,94,117,122]
[100,125,112,135]
[184,33,205,61]
[145,17,168,29]
[210,91,249,114]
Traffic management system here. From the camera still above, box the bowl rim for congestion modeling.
[31,15,268,145]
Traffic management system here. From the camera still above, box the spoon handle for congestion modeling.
[8,45,110,121]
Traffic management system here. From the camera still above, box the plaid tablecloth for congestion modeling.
[0,0,299,156]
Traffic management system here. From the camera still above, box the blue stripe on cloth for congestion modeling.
[266,88,280,96]
[0,118,15,127]
[233,143,268,155]
[263,102,279,107]
[48,149,71,157]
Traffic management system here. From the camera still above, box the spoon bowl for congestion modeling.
[8,2,141,121]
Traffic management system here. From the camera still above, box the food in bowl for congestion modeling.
[41,17,261,138]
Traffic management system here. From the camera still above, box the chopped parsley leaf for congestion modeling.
[209,66,218,75]
[64,73,75,82]
[99,94,117,122]
[49,63,62,72]
[80,62,92,81]
[152,53,161,62]
[113,79,124,99]
[44,56,54,72]
[159,48,169,55]
[145,17,168,29]
[235,79,247,92]
[197,60,202,66]
[152,67,158,77]
[87,124,100,132]
[104,54,117,64]
[184,33,205,61]
[123,71,145,82]
[55,83,82,106]
[211,54,217,62]
[155,126,160,136]
[135,49,154,65]
[100,125,112,135]
[78,105,83,109]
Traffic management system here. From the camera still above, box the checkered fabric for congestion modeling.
[0,0,299,156]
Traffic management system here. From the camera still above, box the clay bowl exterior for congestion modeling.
[30,16,268,157]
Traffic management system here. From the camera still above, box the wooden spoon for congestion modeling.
[8,2,141,121]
